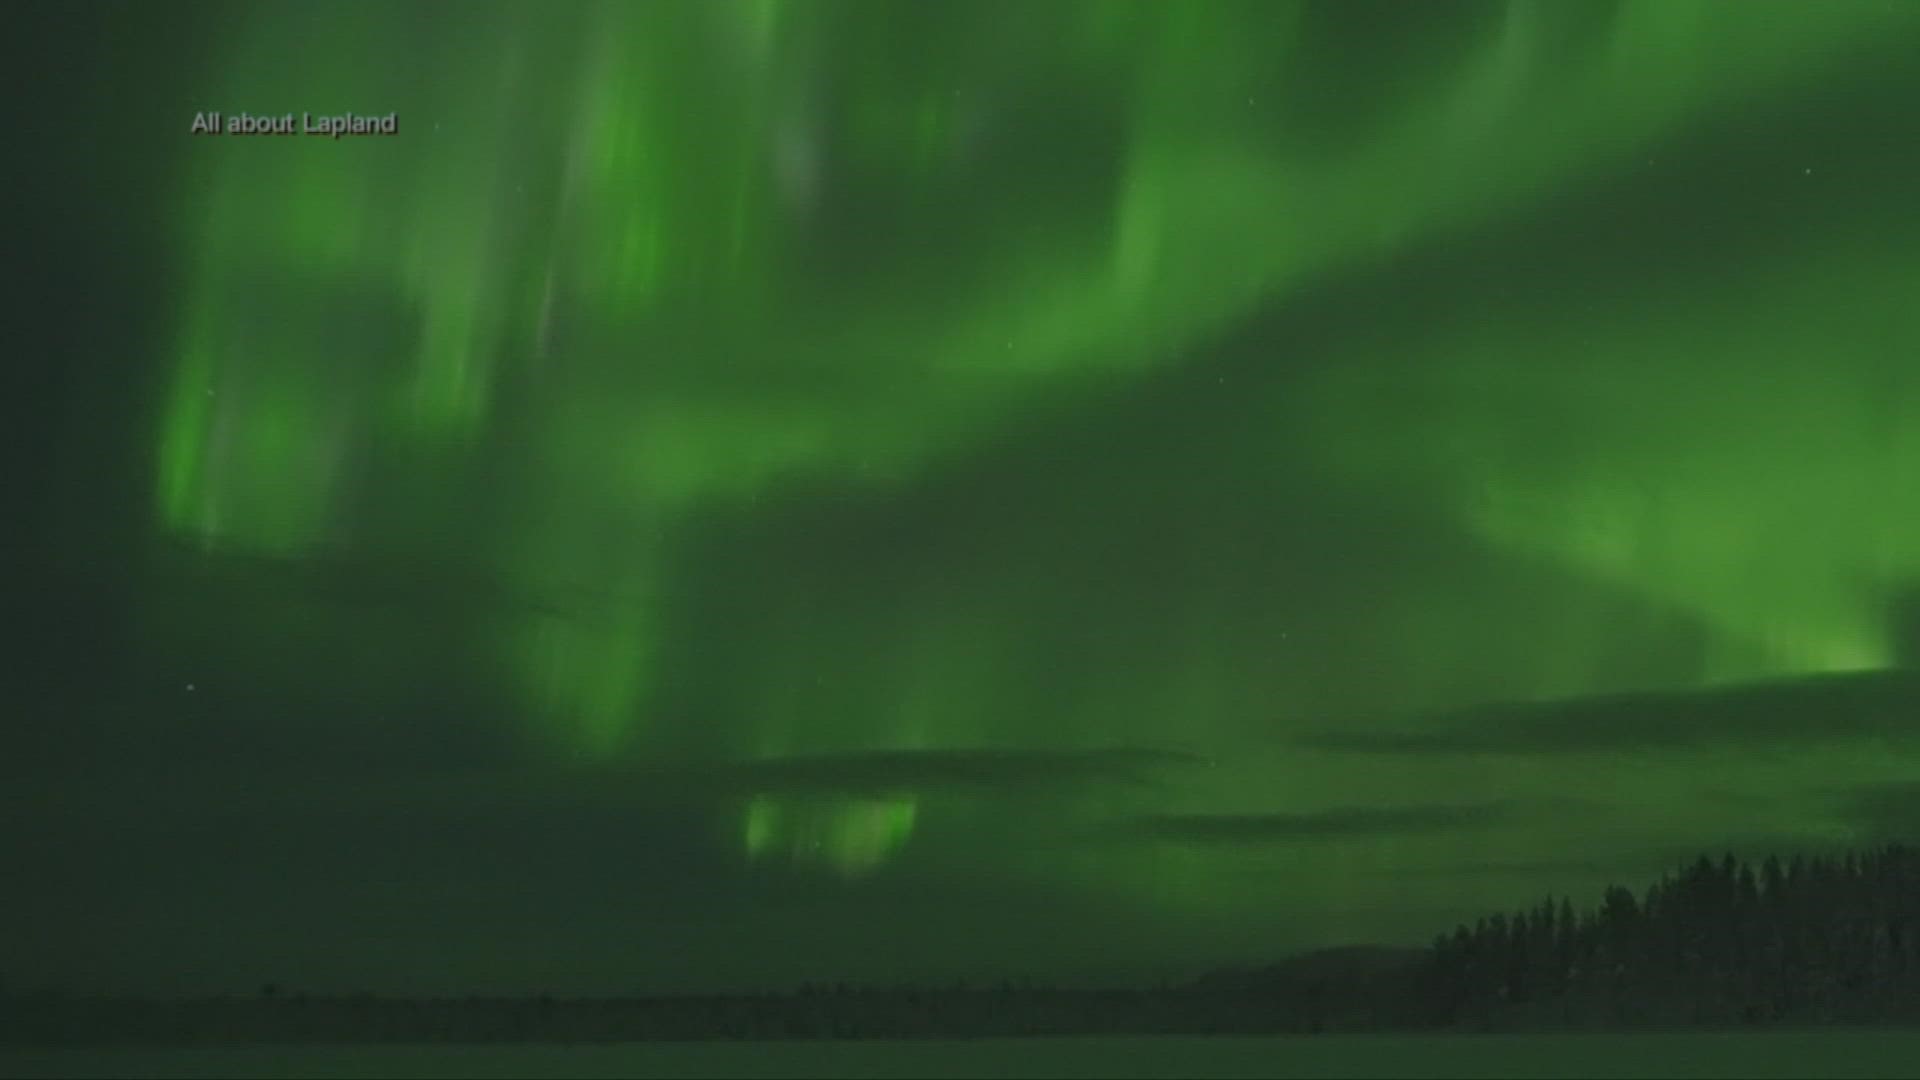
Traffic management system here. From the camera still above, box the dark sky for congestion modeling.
[11,1,1920,997]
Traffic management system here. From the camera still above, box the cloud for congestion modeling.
[1368,834,1865,883]
[1099,798,1540,845]
[729,746,1206,794]
[7,746,1213,832]
[1296,671,1920,756]
[602,746,1212,802]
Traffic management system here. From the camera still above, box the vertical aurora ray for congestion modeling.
[743,794,919,877]
[147,0,1920,883]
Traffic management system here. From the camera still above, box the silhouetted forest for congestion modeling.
[1419,845,1920,1029]
[7,844,1920,1044]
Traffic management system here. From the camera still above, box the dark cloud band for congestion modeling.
[1297,672,1920,756]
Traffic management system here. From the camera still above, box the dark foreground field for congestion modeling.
[8,1032,1920,1080]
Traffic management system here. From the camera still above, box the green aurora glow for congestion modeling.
[17,0,1920,994]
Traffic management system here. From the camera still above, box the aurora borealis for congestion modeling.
[12,0,1920,997]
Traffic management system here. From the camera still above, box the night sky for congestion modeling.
[11,1,1920,998]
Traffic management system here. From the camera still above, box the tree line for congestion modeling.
[1418,844,1920,1028]
[8,843,1920,1042]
